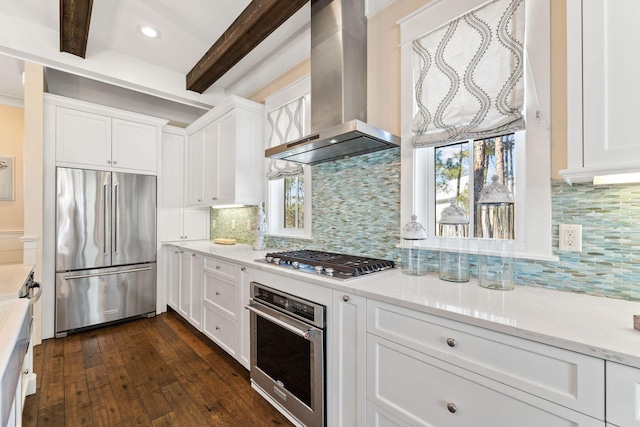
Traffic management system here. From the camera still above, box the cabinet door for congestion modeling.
[581,0,640,167]
[202,122,220,204]
[167,248,180,310]
[332,291,367,427]
[202,305,237,357]
[178,250,191,319]
[606,361,640,427]
[216,111,236,204]
[185,130,205,206]
[160,130,185,209]
[190,253,203,330]
[112,119,158,172]
[56,107,112,167]
[367,335,604,427]
[182,209,210,241]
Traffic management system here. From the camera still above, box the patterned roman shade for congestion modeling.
[411,0,525,148]
[266,96,305,180]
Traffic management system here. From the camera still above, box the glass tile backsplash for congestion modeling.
[215,149,640,302]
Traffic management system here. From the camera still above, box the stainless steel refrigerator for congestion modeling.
[55,167,157,337]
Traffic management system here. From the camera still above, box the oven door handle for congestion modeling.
[245,303,318,340]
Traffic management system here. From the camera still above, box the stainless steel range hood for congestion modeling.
[265,0,400,166]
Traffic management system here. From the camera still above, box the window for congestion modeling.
[434,133,516,237]
[264,77,312,239]
[284,173,304,229]
[400,0,554,259]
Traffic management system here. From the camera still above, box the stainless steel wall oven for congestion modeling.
[246,282,325,427]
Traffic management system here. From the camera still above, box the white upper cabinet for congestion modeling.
[185,96,264,207]
[562,0,640,184]
[158,127,210,242]
[51,95,166,174]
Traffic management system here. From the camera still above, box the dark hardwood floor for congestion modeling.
[22,310,293,427]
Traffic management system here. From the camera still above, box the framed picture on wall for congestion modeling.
[0,156,15,201]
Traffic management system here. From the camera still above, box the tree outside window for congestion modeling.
[435,133,516,236]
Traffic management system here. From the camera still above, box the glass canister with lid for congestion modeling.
[438,201,470,282]
[401,215,428,276]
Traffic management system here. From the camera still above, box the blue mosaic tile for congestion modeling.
[220,150,640,302]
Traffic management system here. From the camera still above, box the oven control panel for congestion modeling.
[251,282,324,326]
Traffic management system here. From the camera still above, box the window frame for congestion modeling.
[399,0,554,260]
[263,76,313,240]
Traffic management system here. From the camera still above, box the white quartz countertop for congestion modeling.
[0,264,34,301]
[165,241,640,368]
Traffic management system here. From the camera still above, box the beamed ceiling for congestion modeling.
[59,0,309,94]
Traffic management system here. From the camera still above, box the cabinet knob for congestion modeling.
[215,291,221,296]
[180,250,184,254]
[174,251,178,254]
[212,197,218,201]
[447,403,457,414]
[184,236,188,239]
[113,160,117,165]
[215,326,220,330]
[192,253,196,257]
[23,369,29,375]
[241,267,246,272]
[446,338,457,348]
[107,160,112,164]
[216,265,221,270]
[198,199,203,202]
[342,295,350,302]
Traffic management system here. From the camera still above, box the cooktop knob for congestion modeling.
[266,256,273,263]
[314,265,324,274]
[273,258,281,265]
[325,268,335,276]
[292,262,300,269]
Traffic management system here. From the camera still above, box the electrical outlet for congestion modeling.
[559,224,582,252]
[247,219,251,230]
[231,219,236,230]
[212,220,216,229]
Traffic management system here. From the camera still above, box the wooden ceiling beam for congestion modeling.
[187,0,309,94]
[60,0,94,58]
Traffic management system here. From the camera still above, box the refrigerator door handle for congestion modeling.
[114,183,119,254]
[64,266,153,281]
[103,182,108,255]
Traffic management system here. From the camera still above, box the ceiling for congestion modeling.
[0,0,312,108]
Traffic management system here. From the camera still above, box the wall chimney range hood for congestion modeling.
[265,0,400,166]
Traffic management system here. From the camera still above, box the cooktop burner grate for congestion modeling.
[264,249,395,277]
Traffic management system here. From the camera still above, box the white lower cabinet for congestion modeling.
[167,248,202,330]
[365,300,605,427]
[200,257,244,364]
[367,335,603,427]
[605,361,640,427]
[331,291,367,427]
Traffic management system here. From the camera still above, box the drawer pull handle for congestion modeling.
[342,295,350,302]
[215,291,221,296]
[216,265,221,270]
[446,338,457,348]
[447,403,457,414]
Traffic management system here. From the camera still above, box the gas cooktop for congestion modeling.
[256,250,395,281]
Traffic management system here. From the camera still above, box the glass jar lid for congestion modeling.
[438,200,469,225]
[402,215,427,240]
[477,175,514,204]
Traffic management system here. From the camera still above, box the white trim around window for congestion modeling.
[263,76,313,240]
[399,0,555,261]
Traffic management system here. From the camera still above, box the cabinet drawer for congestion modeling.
[202,305,237,357]
[606,361,640,427]
[203,271,236,319]
[367,335,603,427]
[368,301,604,419]
[204,257,238,282]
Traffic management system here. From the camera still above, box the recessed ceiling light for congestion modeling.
[138,25,160,39]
